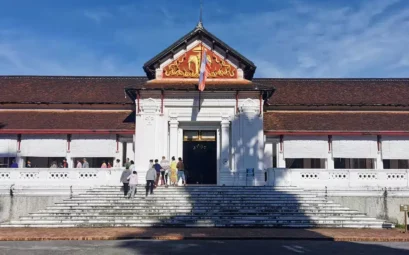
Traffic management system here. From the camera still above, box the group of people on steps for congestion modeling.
[120,156,186,198]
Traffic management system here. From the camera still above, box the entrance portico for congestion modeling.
[125,22,274,185]
[130,89,270,186]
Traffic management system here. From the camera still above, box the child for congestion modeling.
[127,171,138,198]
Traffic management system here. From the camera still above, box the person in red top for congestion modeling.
[62,159,68,168]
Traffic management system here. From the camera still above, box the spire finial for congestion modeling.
[197,0,203,28]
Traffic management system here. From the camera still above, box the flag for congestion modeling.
[198,50,209,91]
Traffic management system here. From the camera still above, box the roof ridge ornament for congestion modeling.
[196,0,204,29]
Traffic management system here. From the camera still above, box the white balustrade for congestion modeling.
[0,168,124,188]
[267,168,409,188]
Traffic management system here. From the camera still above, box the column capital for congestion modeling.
[169,114,179,127]
[169,121,179,128]
[221,117,230,128]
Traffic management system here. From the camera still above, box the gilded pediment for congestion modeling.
[162,44,238,79]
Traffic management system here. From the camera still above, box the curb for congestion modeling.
[1,236,409,242]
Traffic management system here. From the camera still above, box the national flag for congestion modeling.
[198,50,209,91]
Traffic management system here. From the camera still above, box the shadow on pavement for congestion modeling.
[115,239,409,255]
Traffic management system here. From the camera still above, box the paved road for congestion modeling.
[1,240,409,255]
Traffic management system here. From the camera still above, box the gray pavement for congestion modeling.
[0,240,409,255]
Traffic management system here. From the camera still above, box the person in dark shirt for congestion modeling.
[153,159,162,187]
[10,160,18,168]
[176,157,186,186]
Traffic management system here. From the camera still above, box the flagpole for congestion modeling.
[198,41,203,112]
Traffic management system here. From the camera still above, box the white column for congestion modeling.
[376,152,384,169]
[66,153,72,168]
[327,153,334,169]
[169,118,179,159]
[263,142,273,169]
[220,118,230,172]
[277,143,286,167]
[16,154,24,168]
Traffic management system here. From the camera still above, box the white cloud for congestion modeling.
[0,0,408,78]
[206,0,409,78]
[83,9,112,24]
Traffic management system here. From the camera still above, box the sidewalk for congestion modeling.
[0,228,408,242]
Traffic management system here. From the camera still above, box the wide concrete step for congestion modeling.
[5,220,388,227]
[80,195,318,199]
[71,194,326,201]
[45,205,346,211]
[99,186,304,190]
[57,201,334,206]
[37,209,360,214]
[0,223,388,229]
[44,205,353,210]
[19,215,379,221]
[0,185,394,229]
[28,212,367,217]
[1,223,391,228]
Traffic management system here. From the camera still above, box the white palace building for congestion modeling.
[2,22,409,227]
[1,22,409,192]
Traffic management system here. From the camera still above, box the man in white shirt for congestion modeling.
[114,159,121,168]
[130,160,135,171]
[160,156,170,187]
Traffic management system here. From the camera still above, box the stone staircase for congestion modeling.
[1,186,394,228]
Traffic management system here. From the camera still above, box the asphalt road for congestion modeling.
[1,240,409,255]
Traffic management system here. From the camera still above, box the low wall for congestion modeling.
[305,189,409,225]
[0,168,123,188]
[0,195,65,223]
[329,196,408,225]
[267,168,409,188]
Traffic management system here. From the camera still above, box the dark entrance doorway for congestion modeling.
[183,130,217,184]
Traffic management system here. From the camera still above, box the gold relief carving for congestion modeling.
[163,45,237,79]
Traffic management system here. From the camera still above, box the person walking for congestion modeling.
[160,156,170,187]
[170,156,177,186]
[153,159,162,186]
[127,170,138,199]
[125,158,131,169]
[120,167,132,197]
[145,165,156,197]
[129,160,135,171]
[177,157,186,186]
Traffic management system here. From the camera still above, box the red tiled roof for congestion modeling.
[2,76,409,107]
[0,110,134,132]
[256,78,409,106]
[264,111,409,132]
[0,76,146,104]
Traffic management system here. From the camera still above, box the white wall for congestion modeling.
[284,136,328,159]
[70,134,117,157]
[20,135,67,157]
[263,135,409,170]
[0,135,17,158]
[332,136,377,159]
[0,134,124,168]
[382,136,409,160]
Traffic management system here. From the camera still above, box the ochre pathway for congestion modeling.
[0,228,408,242]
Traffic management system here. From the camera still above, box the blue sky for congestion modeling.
[0,0,408,78]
